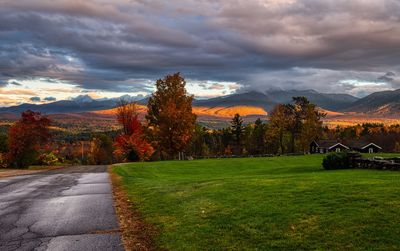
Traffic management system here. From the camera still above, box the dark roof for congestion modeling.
[345,140,382,149]
[313,139,382,149]
[314,140,341,148]
[344,140,368,149]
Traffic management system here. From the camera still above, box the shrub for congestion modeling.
[322,151,351,170]
[114,134,154,162]
[114,110,154,162]
[0,154,7,168]
[38,152,59,166]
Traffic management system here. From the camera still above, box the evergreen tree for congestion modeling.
[251,118,267,154]
[230,113,244,155]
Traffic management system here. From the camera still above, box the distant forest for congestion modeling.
[1,73,400,168]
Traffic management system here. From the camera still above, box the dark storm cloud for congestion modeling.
[378,72,396,82]
[9,81,22,86]
[44,96,57,102]
[30,96,41,102]
[0,0,400,95]
[377,71,400,88]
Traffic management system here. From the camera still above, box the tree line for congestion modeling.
[112,74,326,160]
[0,73,197,168]
[3,72,400,168]
[186,97,325,157]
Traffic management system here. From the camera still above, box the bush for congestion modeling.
[0,154,7,168]
[322,151,351,170]
[38,152,59,166]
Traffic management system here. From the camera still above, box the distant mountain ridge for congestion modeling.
[194,89,358,111]
[1,89,400,116]
[344,89,400,115]
[0,94,143,114]
[0,99,116,114]
[194,91,275,110]
[265,89,358,111]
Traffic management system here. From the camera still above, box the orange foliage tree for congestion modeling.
[7,110,51,168]
[114,100,154,161]
[116,99,139,135]
[146,73,196,159]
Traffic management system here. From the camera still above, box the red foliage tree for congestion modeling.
[7,110,51,168]
[114,101,154,161]
[116,99,139,135]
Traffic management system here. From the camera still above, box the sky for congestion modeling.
[1,0,400,106]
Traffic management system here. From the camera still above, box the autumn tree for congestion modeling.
[268,104,289,154]
[264,123,280,154]
[188,124,210,157]
[116,99,139,135]
[221,127,233,155]
[395,141,400,153]
[231,113,244,155]
[0,134,8,167]
[114,100,154,161]
[248,118,267,154]
[284,97,305,153]
[284,97,323,153]
[92,134,114,164]
[268,97,325,154]
[298,103,326,153]
[146,73,196,159]
[0,134,8,154]
[7,110,51,168]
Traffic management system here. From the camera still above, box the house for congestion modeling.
[345,140,382,153]
[310,140,349,154]
[309,140,382,154]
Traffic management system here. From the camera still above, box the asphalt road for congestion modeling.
[0,166,124,251]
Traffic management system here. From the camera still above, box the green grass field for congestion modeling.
[114,154,400,250]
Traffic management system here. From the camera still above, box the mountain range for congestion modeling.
[0,95,140,114]
[344,89,400,115]
[194,89,358,111]
[1,89,400,116]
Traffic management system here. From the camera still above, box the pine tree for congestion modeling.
[230,113,244,155]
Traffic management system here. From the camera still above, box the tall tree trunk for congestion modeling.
[279,130,284,154]
[290,131,295,153]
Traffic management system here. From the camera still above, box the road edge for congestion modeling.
[0,166,66,179]
[108,165,158,251]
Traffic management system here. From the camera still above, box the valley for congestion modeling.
[0,89,400,131]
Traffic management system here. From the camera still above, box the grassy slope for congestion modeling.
[114,154,400,250]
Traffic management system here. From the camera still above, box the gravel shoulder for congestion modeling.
[0,166,65,179]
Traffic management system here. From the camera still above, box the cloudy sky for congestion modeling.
[1,0,400,106]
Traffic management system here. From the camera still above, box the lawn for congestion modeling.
[113,154,400,250]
